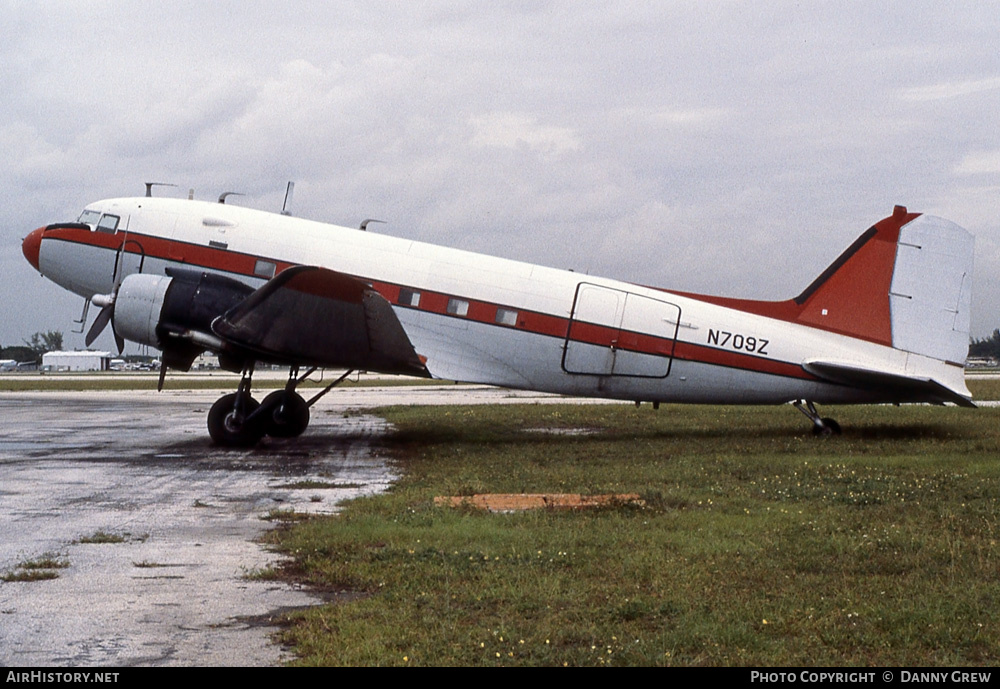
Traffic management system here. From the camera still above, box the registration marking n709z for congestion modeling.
[707,329,769,356]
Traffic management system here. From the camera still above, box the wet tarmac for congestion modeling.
[0,384,596,667]
[0,389,403,666]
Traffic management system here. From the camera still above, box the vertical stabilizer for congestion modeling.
[790,208,974,364]
[789,206,917,346]
[671,207,976,367]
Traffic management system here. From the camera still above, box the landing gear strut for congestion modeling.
[207,365,355,446]
[792,400,842,436]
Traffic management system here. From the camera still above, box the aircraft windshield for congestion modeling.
[78,209,101,227]
[96,214,120,233]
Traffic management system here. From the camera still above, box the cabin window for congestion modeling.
[96,214,120,234]
[253,259,276,279]
[398,288,421,307]
[446,298,469,317]
[495,307,518,326]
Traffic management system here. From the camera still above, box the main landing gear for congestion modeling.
[207,365,354,447]
[792,400,842,436]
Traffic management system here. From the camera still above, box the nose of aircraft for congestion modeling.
[22,226,44,271]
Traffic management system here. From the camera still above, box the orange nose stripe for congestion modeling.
[22,226,44,271]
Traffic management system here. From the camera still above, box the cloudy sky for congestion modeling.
[2,1,997,352]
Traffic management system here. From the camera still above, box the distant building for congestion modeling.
[42,351,112,372]
[192,353,220,369]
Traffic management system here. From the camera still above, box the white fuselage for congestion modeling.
[33,196,967,406]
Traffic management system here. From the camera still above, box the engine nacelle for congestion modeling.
[114,273,173,350]
[113,270,255,369]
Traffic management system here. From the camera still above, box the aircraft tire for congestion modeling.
[812,417,842,437]
[261,390,310,438]
[208,393,264,446]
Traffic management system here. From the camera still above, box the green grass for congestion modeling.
[75,530,146,544]
[967,378,1000,401]
[1,553,69,582]
[1,569,61,582]
[17,555,70,570]
[262,403,1000,666]
[260,509,313,522]
[274,480,363,490]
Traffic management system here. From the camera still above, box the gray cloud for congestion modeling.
[3,1,997,352]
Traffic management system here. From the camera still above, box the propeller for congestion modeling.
[84,292,125,353]
[85,250,128,353]
[84,294,113,345]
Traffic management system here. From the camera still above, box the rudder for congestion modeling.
[888,214,974,365]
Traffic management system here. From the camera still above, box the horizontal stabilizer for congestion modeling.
[803,360,975,408]
[213,265,427,375]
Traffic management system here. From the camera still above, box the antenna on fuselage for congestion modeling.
[359,219,386,232]
[218,192,244,204]
[144,182,178,197]
[281,181,295,216]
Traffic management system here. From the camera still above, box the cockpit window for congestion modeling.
[78,210,101,227]
[96,214,120,234]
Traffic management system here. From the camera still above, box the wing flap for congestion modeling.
[213,265,427,375]
[803,359,975,408]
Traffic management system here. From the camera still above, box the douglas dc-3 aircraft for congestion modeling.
[22,188,975,445]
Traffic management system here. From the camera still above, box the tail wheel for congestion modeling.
[208,393,263,447]
[261,390,310,438]
[812,417,843,437]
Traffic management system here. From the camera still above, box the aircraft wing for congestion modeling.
[211,265,428,376]
[802,360,976,408]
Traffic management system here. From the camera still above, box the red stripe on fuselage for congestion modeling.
[40,225,297,280]
[567,320,675,356]
[673,341,813,380]
[41,226,819,383]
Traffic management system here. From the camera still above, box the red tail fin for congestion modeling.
[665,206,919,346]
[665,206,972,359]
[788,205,918,345]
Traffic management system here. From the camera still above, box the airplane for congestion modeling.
[21,188,975,446]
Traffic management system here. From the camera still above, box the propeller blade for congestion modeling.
[114,331,125,355]
[157,361,168,392]
[85,304,113,347]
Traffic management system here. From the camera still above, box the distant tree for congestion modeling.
[23,330,64,362]
[969,329,1000,360]
[0,345,37,362]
